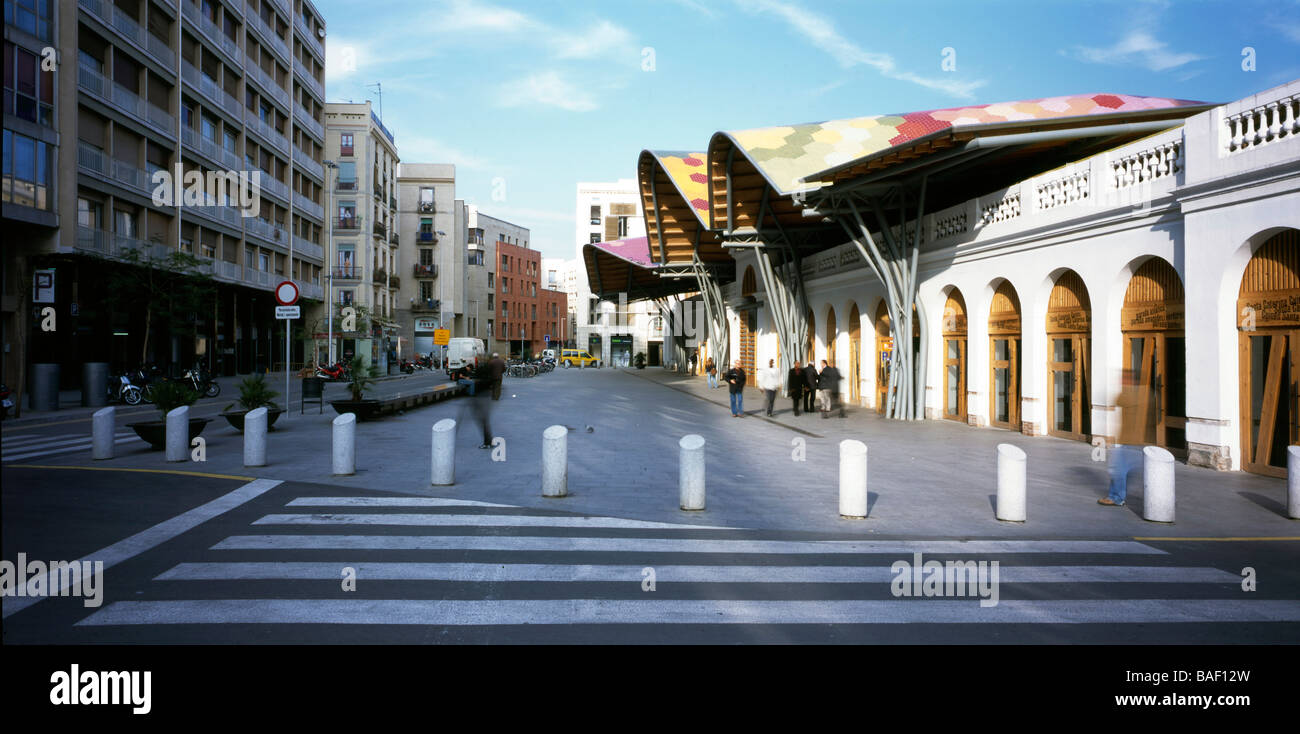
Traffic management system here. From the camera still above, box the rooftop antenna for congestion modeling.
[365,82,383,120]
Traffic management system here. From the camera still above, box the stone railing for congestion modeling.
[979,189,1021,226]
[1036,170,1089,211]
[1223,88,1299,155]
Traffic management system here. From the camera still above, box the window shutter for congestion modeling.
[604,216,619,241]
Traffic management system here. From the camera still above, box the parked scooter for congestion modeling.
[107,373,144,405]
[182,364,221,397]
[316,362,348,381]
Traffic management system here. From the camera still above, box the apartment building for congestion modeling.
[573,179,657,365]
[485,215,538,356]
[2,0,331,398]
[393,163,456,357]
[322,100,398,370]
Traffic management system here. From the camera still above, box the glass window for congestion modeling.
[338,161,356,189]
[340,133,353,156]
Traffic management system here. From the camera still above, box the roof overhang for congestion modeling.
[638,150,731,267]
[582,236,710,301]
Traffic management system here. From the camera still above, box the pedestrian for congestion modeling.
[759,358,781,417]
[1099,369,1144,507]
[724,360,746,417]
[466,360,496,449]
[787,359,804,416]
[706,357,718,388]
[816,360,834,418]
[821,360,845,418]
[487,351,507,401]
[802,359,818,414]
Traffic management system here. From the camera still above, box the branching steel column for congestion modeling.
[692,251,729,371]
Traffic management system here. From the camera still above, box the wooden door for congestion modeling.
[1048,335,1091,441]
[875,303,891,414]
[990,337,1020,429]
[739,309,757,389]
[1127,334,1188,454]
[944,337,966,421]
[1240,330,1299,477]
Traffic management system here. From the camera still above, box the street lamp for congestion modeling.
[323,159,337,366]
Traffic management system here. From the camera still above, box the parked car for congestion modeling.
[559,348,600,368]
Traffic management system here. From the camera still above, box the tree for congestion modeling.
[106,238,216,367]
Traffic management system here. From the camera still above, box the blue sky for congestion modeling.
[314,0,1300,260]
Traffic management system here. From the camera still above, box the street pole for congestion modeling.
[324,160,337,366]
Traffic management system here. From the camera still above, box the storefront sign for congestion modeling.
[1047,308,1090,333]
[1238,289,1300,329]
[415,318,437,332]
[988,316,1021,335]
[1122,302,1185,332]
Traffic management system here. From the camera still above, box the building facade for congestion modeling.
[3,0,331,404]
[393,163,455,358]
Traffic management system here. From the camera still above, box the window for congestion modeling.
[202,242,216,258]
[501,303,508,317]
[338,202,355,227]
[500,254,509,272]
[419,281,433,301]
[502,279,508,294]
[532,305,536,319]
[339,289,354,305]
[589,204,600,225]
[589,233,600,244]
[618,216,629,237]
[488,294,494,310]
[337,161,356,189]
[468,250,483,266]
[5,0,53,39]
[419,187,434,212]
[114,209,135,237]
[487,320,493,338]
[77,198,102,229]
[3,42,53,125]
[180,238,194,254]
[340,132,353,156]
[2,129,50,209]
[201,113,217,142]
[223,129,237,154]
[487,272,494,287]
[419,248,433,266]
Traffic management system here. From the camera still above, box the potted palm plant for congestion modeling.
[329,356,382,420]
[126,379,211,449]
[634,352,647,369]
[221,374,283,431]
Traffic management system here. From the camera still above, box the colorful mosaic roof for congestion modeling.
[723,93,1206,194]
[588,236,654,267]
[648,151,711,222]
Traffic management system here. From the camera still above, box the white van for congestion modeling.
[446,337,486,378]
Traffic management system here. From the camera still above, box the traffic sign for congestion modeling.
[433,329,450,346]
[275,280,300,306]
[275,305,300,319]
[544,334,550,343]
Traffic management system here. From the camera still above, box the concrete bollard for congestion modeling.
[542,424,568,497]
[996,443,1027,522]
[679,434,706,510]
[1289,446,1300,520]
[29,363,59,411]
[1143,445,1175,523]
[838,439,868,518]
[82,362,109,408]
[431,418,456,486]
[244,407,268,467]
[92,406,115,460]
[165,406,189,462]
[332,413,356,475]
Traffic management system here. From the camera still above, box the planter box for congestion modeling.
[221,407,284,432]
[329,400,383,421]
[126,418,212,450]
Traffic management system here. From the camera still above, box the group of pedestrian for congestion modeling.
[785,359,844,418]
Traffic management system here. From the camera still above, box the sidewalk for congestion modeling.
[4,366,1295,538]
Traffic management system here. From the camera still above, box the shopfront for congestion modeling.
[414,317,437,358]
[942,289,968,423]
[1046,270,1092,442]
[1121,258,1187,455]
[988,281,1022,432]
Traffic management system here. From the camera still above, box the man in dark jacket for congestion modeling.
[787,360,804,416]
[487,352,507,400]
[818,359,845,418]
[724,360,747,417]
[802,360,819,414]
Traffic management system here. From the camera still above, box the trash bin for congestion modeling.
[82,362,109,407]
[29,363,60,411]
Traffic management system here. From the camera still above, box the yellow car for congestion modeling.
[560,349,600,368]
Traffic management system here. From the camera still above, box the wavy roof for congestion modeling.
[721,93,1206,194]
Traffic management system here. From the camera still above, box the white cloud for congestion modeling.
[663,0,721,19]
[437,0,538,33]
[496,71,598,112]
[733,0,985,99]
[1069,30,1205,72]
[551,20,636,60]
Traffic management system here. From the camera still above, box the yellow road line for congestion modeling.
[1134,536,1300,542]
[6,464,254,481]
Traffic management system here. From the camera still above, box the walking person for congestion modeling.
[466,360,498,449]
[724,360,747,417]
[706,357,718,388]
[759,358,781,417]
[787,359,805,416]
[1099,369,1145,507]
[802,359,818,414]
[816,360,834,418]
[821,360,845,418]
[487,352,507,401]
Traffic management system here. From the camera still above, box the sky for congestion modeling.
[313,0,1300,262]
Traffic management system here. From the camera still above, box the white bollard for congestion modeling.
[838,439,868,518]
[1143,445,1175,523]
[165,406,189,462]
[1289,446,1300,519]
[542,424,568,497]
[244,407,268,467]
[679,434,706,510]
[332,413,356,475]
[431,418,456,486]
[92,406,115,460]
[996,443,1027,522]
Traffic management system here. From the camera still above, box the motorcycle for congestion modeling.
[183,365,220,398]
[107,374,143,405]
[316,362,348,381]
[399,358,416,374]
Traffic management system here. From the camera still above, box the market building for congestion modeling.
[589,81,1300,477]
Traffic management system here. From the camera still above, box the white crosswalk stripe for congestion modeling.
[72,494,1300,631]
[2,431,142,462]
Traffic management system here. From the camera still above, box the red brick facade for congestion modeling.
[494,242,565,356]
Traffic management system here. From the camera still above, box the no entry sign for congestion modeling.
[275,280,300,306]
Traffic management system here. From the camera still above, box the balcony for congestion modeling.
[180,128,239,169]
[418,201,436,213]
[293,236,324,261]
[293,147,324,181]
[411,299,441,313]
[417,231,435,242]
[256,172,291,202]
[300,281,324,300]
[333,265,360,280]
[335,179,357,192]
[180,0,241,64]
[295,103,324,142]
[80,0,177,69]
[293,191,325,221]
[372,268,387,285]
[182,62,244,122]
[246,7,290,64]
[243,111,290,154]
[245,217,289,245]
[413,263,438,278]
[293,58,324,101]
[187,201,245,230]
[372,220,386,237]
[334,216,359,232]
[77,64,174,138]
[74,226,173,262]
[294,14,324,59]
[247,63,290,109]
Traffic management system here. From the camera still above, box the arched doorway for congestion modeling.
[825,307,837,366]
[1122,258,1187,455]
[848,303,861,404]
[874,302,892,414]
[806,309,815,363]
[942,289,968,422]
[1046,270,1092,442]
[988,281,1022,431]
[1237,229,1300,477]
[739,267,758,384]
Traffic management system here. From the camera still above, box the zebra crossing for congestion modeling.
[71,493,1300,634]
[1,429,142,462]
